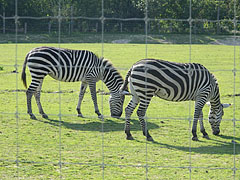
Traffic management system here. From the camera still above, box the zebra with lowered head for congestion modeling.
[121,59,231,141]
[21,46,126,120]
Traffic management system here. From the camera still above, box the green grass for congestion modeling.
[0,43,239,179]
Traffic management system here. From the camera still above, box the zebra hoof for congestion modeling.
[78,114,84,118]
[192,136,199,141]
[147,136,154,141]
[42,114,48,119]
[98,114,104,119]
[203,134,210,139]
[30,114,37,120]
[126,135,134,140]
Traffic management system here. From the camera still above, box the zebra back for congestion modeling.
[128,59,217,102]
[23,47,102,83]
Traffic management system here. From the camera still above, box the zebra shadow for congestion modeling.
[150,135,240,155]
[36,117,160,132]
[32,117,239,155]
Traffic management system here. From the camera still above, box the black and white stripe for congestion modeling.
[121,59,230,141]
[22,46,125,119]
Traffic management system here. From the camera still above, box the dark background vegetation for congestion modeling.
[0,0,240,36]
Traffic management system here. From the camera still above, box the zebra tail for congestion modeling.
[120,68,132,93]
[21,54,29,89]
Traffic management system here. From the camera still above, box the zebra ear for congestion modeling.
[222,103,231,108]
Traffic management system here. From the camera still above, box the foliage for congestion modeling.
[0,0,240,34]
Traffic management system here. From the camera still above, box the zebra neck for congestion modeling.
[210,85,221,109]
[210,99,221,110]
[102,61,123,93]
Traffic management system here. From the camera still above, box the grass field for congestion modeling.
[0,43,239,179]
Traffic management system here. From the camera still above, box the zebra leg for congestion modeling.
[199,111,209,139]
[88,81,102,119]
[26,76,48,120]
[192,97,206,141]
[26,89,37,120]
[34,80,48,119]
[192,119,199,141]
[76,82,87,117]
[125,96,139,140]
[192,108,201,141]
[137,99,153,141]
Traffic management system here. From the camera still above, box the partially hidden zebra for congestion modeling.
[21,46,126,120]
[121,59,231,141]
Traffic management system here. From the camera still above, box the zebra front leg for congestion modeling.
[192,108,200,141]
[125,96,139,140]
[199,111,209,139]
[88,81,102,119]
[137,100,153,141]
[76,82,87,117]
[34,81,48,119]
[192,98,206,141]
[26,89,37,120]
[191,118,198,141]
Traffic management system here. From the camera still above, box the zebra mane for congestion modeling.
[101,58,123,77]
[211,73,218,85]
[100,58,124,93]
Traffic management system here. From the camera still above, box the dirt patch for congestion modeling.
[112,39,131,43]
[210,36,240,45]
[111,35,240,45]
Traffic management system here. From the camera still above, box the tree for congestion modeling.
[0,0,239,34]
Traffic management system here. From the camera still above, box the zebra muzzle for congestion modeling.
[213,129,220,135]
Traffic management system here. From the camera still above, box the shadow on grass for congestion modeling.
[33,117,239,155]
[151,135,240,155]
[35,117,160,132]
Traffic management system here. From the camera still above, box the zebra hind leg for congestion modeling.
[76,82,87,118]
[125,97,139,140]
[125,108,134,140]
[137,104,153,142]
[26,89,37,120]
[137,97,154,141]
[34,81,48,119]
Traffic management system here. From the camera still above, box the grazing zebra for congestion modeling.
[21,46,126,120]
[121,59,231,141]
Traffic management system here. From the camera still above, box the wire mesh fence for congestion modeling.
[0,0,239,179]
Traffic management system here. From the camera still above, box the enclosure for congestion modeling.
[0,0,239,179]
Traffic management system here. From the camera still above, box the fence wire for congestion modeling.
[0,0,239,179]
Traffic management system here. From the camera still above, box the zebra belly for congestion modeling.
[154,88,194,102]
[48,72,86,82]
[154,88,172,101]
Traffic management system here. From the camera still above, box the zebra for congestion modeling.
[21,46,126,120]
[121,59,231,141]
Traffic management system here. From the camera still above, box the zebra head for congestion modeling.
[208,103,231,135]
[109,92,125,118]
